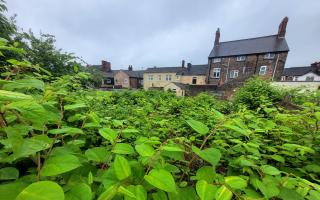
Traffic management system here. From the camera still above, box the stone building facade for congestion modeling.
[207,17,290,86]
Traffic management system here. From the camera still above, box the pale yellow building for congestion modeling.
[143,64,208,91]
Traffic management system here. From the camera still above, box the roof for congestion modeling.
[168,82,188,90]
[88,65,143,78]
[146,64,208,76]
[282,67,315,76]
[121,70,144,78]
[209,35,289,58]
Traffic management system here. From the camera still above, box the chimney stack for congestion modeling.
[311,61,320,74]
[128,65,133,71]
[278,17,289,38]
[187,63,192,71]
[214,28,220,46]
[182,60,185,68]
[101,60,111,72]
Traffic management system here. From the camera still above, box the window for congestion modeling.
[166,74,172,81]
[158,75,161,81]
[259,66,267,75]
[104,79,112,84]
[192,77,197,84]
[293,76,298,81]
[264,53,275,59]
[230,70,239,78]
[212,68,221,78]
[176,75,180,80]
[148,75,153,81]
[124,78,128,83]
[236,56,246,61]
[306,76,314,81]
[213,58,221,63]
[281,76,286,81]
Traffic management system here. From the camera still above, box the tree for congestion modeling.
[0,0,16,39]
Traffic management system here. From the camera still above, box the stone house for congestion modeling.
[114,65,144,89]
[143,61,208,90]
[164,82,187,96]
[281,62,320,82]
[207,17,290,87]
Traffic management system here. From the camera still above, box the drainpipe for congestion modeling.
[225,58,231,83]
[272,54,280,81]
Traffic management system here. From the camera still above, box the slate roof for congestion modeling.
[122,70,144,78]
[145,64,208,76]
[282,67,317,76]
[170,82,188,89]
[209,35,289,58]
[88,65,143,78]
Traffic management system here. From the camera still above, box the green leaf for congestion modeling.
[225,176,247,189]
[16,181,64,200]
[144,169,176,192]
[277,187,303,200]
[0,167,19,180]
[125,185,147,200]
[196,166,216,183]
[118,186,136,198]
[215,185,233,200]
[162,144,184,152]
[99,128,118,144]
[85,147,109,163]
[192,146,221,167]
[3,78,45,91]
[40,154,81,176]
[114,155,131,180]
[196,180,218,200]
[152,190,168,200]
[135,143,155,157]
[270,155,285,164]
[65,183,92,200]
[48,127,83,135]
[0,181,29,200]
[64,103,87,111]
[98,185,118,200]
[307,190,320,200]
[0,90,33,101]
[186,119,209,135]
[112,143,135,154]
[305,164,320,173]
[261,165,281,175]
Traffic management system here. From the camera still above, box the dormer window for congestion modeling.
[236,56,246,61]
[264,53,275,59]
[213,58,221,63]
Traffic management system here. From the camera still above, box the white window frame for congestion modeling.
[259,66,267,75]
[306,76,314,81]
[281,76,286,81]
[158,75,161,81]
[264,53,275,59]
[230,70,239,78]
[212,68,221,78]
[236,56,246,62]
[148,75,153,81]
[165,74,172,81]
[213,58,221,63]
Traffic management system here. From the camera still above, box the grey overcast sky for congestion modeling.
[6,0,320,70]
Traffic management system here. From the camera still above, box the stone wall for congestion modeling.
[180,75,206,85]
[114,71,130,88]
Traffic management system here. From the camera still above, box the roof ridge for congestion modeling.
[219,34,278,44]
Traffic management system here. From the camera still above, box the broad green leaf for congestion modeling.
[225,176,247,189]
[261,165,281,175]
[98,185,118,200]
[144,169,176,192]
[192,146,221,167]
[99,128,118,144]
[307,190,320,200]
[48,127,83,135]
[125,185,147,200]
[305,164,320,173]
[186,119,209,135]
[112,143,135,154]
[118,186,136,198]
[162,144,184,152]
[270,155,285,164]
[168,186,199,200]
[196,180,218,200]
[152,190,168,200]
[223,124,250,136]
[3,78,45,91]
[85,147,109,163]
[256,178,280,199]
[277,187,303,200]
[114,155,131,180]
[196,166,216,183]
[135,143,155,157]
[65,183,92,200]
[16,181,64,200]
[41,154,81,176]
[0,167,19,180]
[0,90,33,101]
[64,103,87,111]
[0,181,29,200]
[215,185,233,200]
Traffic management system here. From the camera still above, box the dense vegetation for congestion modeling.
[1,39,320,200]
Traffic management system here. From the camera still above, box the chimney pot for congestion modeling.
[214,28,220,46]
[187,63,192,71]
[182,60,185,68]
[128,65,133,71]
[278,16,289,38]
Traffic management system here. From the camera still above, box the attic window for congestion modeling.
[236,56,246,61]
[264,53,275,59]
[213,58,221,63]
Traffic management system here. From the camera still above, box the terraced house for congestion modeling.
[143,61,208,95]
[207,17,290,86]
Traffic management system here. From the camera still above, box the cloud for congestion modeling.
[6,0,320,69]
